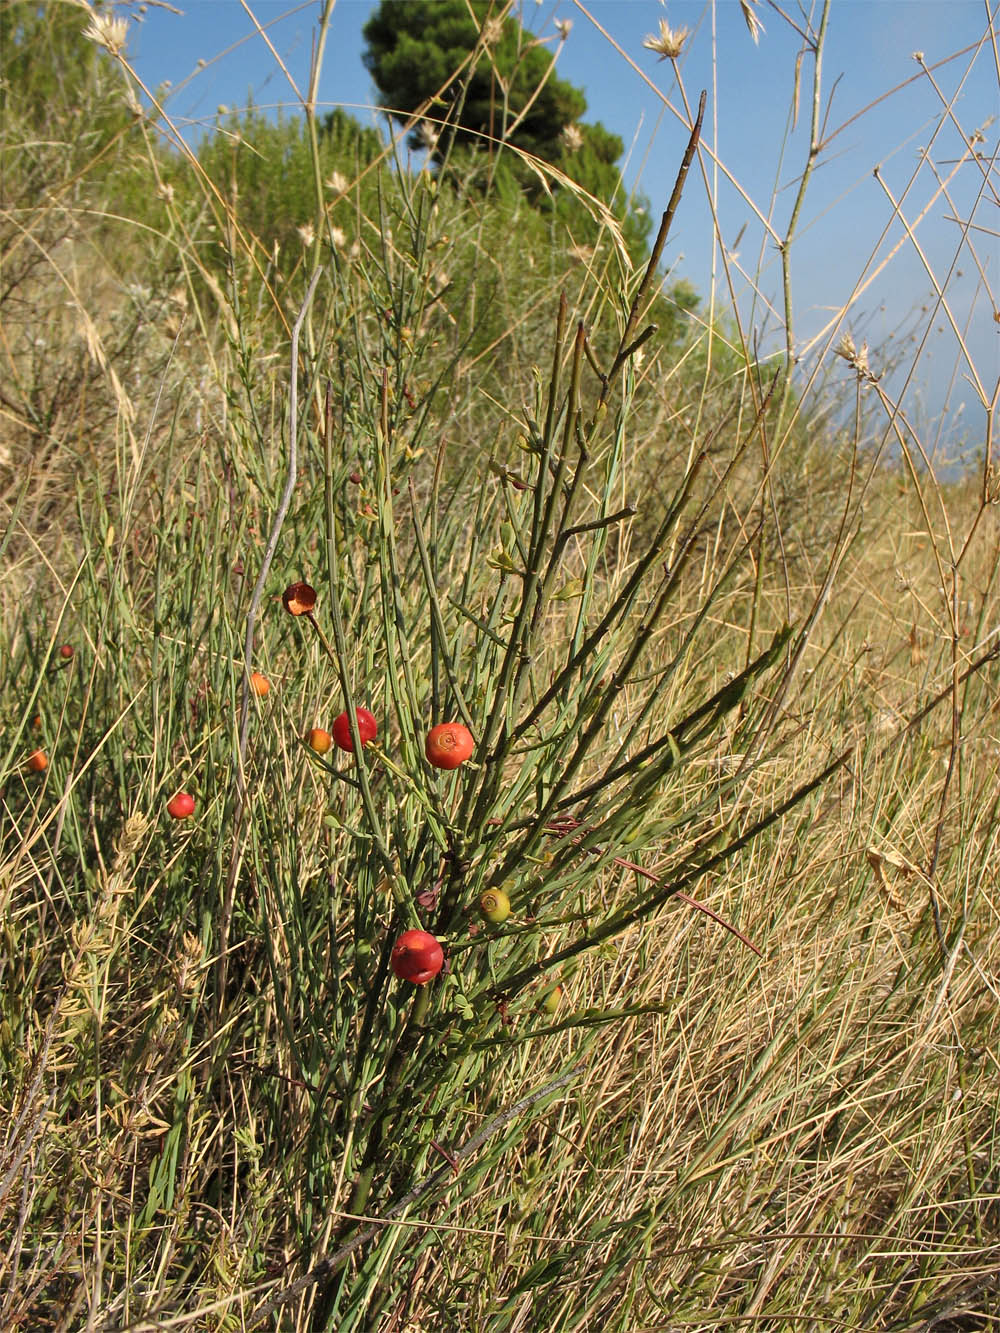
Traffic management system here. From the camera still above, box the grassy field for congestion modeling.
[2,2,998,1329]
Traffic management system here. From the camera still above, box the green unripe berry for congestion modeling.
[478,888,511,925]
[540,984,563,1015]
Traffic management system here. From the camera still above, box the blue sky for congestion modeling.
[126,1,998,459]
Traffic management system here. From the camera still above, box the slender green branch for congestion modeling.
[249,1065,581,1326]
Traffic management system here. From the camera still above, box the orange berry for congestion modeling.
[307,727,332,754]
[250,671,271,697]
[27,749,48,772]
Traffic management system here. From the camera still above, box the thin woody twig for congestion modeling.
[547,819,764,957]
[604,89,706,396]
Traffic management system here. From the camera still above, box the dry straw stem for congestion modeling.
[575,0,998,478]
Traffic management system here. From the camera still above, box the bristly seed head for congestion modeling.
[740,0,766,44]
[642,18,690,61]
[83,11,129,57]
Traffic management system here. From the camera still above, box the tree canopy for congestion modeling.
[362,0,584,161]
[362,0,651,259]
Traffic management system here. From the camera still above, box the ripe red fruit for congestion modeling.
[425,722,474,770]
[390,929,444,984]
[332,707,377,752]
[250,671,271,697]
[58,644,74,660]
[307,727,332,754]
[167,791,196,819]
[282,581,316,616]
[27,749,48,772]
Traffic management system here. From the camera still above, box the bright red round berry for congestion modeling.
[332,707,377,752]
[390,929,444,984]
[167,791,196,819]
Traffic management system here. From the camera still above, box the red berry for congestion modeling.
[58,644,74,660]
[27,749,48,772]
[332,707,377,752]
[425,722,474,770]
[390,929,444,984]
[282,581,316,616]
[167,791,195,819]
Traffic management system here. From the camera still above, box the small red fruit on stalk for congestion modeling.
[282,582,316,616]
[307,727,333,754]
[27,749,48,772]
[390,929,444,984]
[425,722,474,770]
[58,644,74,660]
[332,707,377,752]
[167,792,196,819]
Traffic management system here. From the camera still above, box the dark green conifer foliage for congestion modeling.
[362,0,585,161]
[362,0,654,260]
